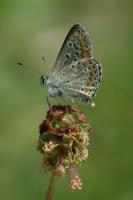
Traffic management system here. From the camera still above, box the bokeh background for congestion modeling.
[0,0,132,200]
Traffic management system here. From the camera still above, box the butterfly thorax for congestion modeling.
[40,75,62,97]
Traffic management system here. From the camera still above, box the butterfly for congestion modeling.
[40,24,102,106]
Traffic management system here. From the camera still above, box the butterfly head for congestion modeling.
[40,75,49,86]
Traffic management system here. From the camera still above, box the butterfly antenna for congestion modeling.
[17,60,42,75]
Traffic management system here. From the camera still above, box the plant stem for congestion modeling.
[45,173,58,200]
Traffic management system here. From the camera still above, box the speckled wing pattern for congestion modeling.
[49,24,102,103]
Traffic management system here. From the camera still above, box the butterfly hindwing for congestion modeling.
[55,58,102,101]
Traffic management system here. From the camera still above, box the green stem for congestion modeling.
[45,173,58,200]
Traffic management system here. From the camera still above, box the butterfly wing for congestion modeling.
[51,24,92,76]
[47,24,102,103]
[56,58,102,102]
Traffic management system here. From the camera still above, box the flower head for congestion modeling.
[37,105,92,190]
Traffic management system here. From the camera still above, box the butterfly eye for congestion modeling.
[40,75,48,85]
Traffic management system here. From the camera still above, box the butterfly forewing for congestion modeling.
[51,24,92,75]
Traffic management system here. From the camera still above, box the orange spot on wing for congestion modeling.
[74,30,90,58]
[86,63,97,86]
[82,52,89,57]
[82,46,89,51]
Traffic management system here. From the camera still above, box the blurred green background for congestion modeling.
[0,0,132,199]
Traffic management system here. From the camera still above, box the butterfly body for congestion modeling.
[41,24,102,104]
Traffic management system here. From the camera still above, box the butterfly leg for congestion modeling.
[70,98,80,110]
[47,95,52,108]
[58,97,62,105]
[61,96,65,102]
[62,96,66,104]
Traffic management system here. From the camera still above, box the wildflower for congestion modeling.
[37,105,92,190]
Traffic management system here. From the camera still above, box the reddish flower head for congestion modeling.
[38,105,92,190]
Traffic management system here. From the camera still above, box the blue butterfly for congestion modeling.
[40,24,102,105]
